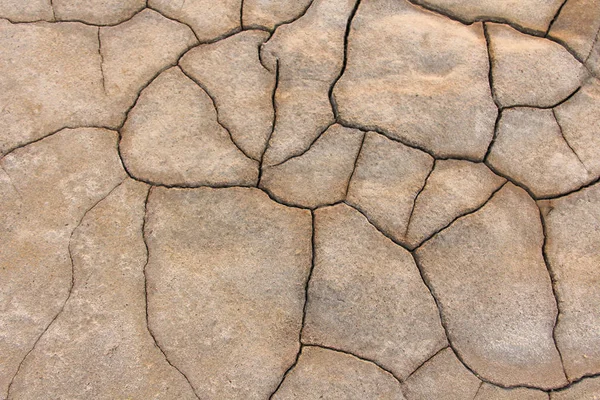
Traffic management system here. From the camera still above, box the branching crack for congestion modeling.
[141,187,201,399]
[5,179,125,399]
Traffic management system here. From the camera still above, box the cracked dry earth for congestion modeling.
[1,1,600,400]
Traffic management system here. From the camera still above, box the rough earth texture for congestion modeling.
[1,1,599,399]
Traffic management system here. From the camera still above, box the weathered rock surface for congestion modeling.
[416,183,567,389]
[260,0,357,166]
[334,0,496,160]
[487,23,588,108]
[242,0,313,30]
[554,79,600,177]
[53,0,145,25]
[8,180,198,399]
[101,9,198,102]
[148,0,241,42]
[0,0,53,22]
[403,348,481,400]
[273,346,406,400]
[260,125,364,208]
[542,183,600,381]
[346,132,433,246]
[180,30,275,160]
[304,204,447,379]
[548,0,600,61]
[551,376,600,400]
[475,384,549,400]
[405,159,506,248]
[145,187,312,399]
[0,128,126,398]
[488,107,592,198]
[120,67,258,187]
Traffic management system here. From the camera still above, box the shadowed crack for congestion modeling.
[552,108,588,172]
[585,25,600,63]
[473,381,484,399]
[97,27,106,94]
[4,179,126,399]
[343,130,366,198]
[545,0,569,36]
[502,86,583,111]
[404,159,436,237]
[257,59,280,187]
[141,187,201,400]
[245,0,316,34]
[403,345,450,382]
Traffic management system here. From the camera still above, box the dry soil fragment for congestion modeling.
[304,204,447,379]
[148,0,241,42]
[416,183,567,389]
[53,0,145,25]
[120,67,258,187]
[488,107,592,198]
[411,0,563,33]
[554,79,600,178]
[550,376,600,400]
[8,180,197,400]
[260,124,364,208]
[548,0,600,61]
[260,0,358,166]
[334,0,496,160]
[242,0,313,31]
[542,183,600,381]
[145,187,312,400]
[405,159,506,248]
[273,346,406,400]
[101,9,198,102]
[346,132,434,246]
[403,348,481,400]
[487,23,588,108]
[180,30,275,160]
[0,20,122,155]
[0,0,53,22]
[0,128,126,397]
[475,384,549,400]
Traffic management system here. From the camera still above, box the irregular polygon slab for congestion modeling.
[475,383,549,400]
[334,0,496,160]
[180,30,275,160]
[403,348,481,400]
[411,0,564,33]
[549,0,600,60]
[542,183,600,380]
[346,132,434,246]
[0,0,53,21]
[488,107,592,198]
[551,376,600,400]
[0,20,118,155]
[148,0,241,42]
[304,204,447,379]
[416,183,567,389]
[0,128,126,397]
[273,346,406,400]
[242,0,313,30]
[405,160,506,248]
[146,187,312,399]
[101,9,198,102]
[120,67,258,187]
[260,125,364,208]
[260,0,358,166]
[8,180,197,400]
[487,23,588,108]
[554,79,600,177]
[53,0,145,24]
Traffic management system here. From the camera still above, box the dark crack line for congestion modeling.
[403,345,449,382]
[404,159,436,238]
[267,121,336,168]
[585,24,600,63]
[5,179,125,400]
[141,187,201,400]
[49,0,55,21]
[177,66,258,163]
[343,130,367,199]
[548,373,600,394]
[97,27,106,94]
[145,5,201,44]
[268,210,316,399]
[483,109,503,163]
[473,381,484,399]
[248,0,316,37]
[239,0,244,29]
[1,5,147,27]
[545,0,569,37]
[302,344,403,386]
[257,60,280,186]
[538,204,570,384]
[329,0,361,121]
[484,160,540,199]
[552,109,589,172]
[483,22,500,108]
[539,174,600,201]
[502,86,582,111]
